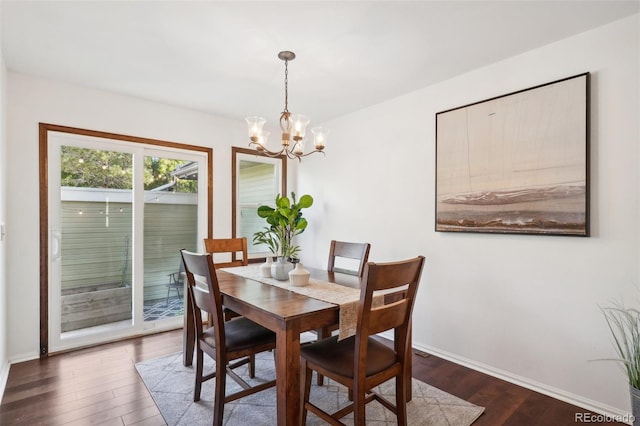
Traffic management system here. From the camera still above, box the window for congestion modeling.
[232,147,286,259]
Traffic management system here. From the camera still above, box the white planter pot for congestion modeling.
[271,257,293,281]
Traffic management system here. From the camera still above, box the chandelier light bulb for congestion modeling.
[246,116,266,141]
[291,114,310,141]
[311,127,329,150]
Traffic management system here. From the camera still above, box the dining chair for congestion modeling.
[314,240,371,385]
[300,255,426,426]
[194,240,255,376]
[180,250,276,426]
[327,240,371,277]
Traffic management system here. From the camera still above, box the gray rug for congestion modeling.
[136,349,484,425]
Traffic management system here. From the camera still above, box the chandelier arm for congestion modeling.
[248,142,326,160]
[297,150,327,159]
[285,149,298,160]
[247,142,286,158]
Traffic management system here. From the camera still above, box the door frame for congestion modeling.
[39,123,213,356]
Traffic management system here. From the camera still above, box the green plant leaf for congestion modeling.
[298,194,313,208]
[252,227,280,256]
[295,218,308,231]
[266,215,279,226]
[257,205,275,218]
[277,196,290,209]
[601,301,640,388]
[278,207,291,218]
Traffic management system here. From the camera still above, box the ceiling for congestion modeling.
[1,1,638,129]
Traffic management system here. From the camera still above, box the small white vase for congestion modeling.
[271,257,293,281]
[260,257,273,278]
[289,262,310,287]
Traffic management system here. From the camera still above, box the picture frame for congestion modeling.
[435,73,590,236]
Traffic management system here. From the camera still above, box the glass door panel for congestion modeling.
[58,146,133,336]
[143,156,199,322]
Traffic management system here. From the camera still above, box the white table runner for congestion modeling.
[219,264,375,340]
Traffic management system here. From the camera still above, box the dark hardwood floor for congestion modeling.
[0,329,624,425]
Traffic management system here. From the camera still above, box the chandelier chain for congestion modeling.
[283,59,289,113]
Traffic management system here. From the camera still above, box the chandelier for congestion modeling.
[246,51,328,161]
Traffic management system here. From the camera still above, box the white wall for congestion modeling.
[0,2,9,396]
[298,15,640,417]
[5,73,246,361]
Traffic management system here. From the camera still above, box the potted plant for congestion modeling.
[601,301,640,424]
[252,192,313,280]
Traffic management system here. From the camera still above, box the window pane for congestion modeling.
[238,160,277,255]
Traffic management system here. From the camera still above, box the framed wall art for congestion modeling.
[435,73,589,236]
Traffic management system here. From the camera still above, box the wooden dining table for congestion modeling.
[182,266,411,426]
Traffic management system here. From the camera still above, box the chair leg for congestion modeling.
[301,360,313,426]
[396,374,407,426]
[353,384,366,426]
[194,349,204,402]
[315,327,330,386]
[165,285,171,307]
[213,359,227,426]
[248,353,255,378]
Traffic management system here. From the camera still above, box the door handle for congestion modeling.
[51,231,61,261]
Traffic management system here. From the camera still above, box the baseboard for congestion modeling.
[0,359,10,402]
[409,339,633,425]
[8,351,41,364]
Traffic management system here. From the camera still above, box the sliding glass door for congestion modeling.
[47,131,207,353]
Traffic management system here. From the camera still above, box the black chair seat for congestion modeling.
[203,317,275,352]
[301,335,397,378]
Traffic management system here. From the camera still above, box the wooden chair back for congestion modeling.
[327,240,371,277]
[180,250,226,346]
[203,237,248,268]
[357,256,425,346]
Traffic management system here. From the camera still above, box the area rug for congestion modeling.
[136,350,484,425]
